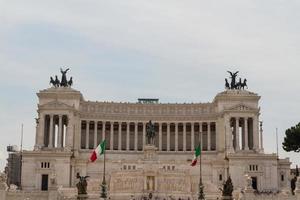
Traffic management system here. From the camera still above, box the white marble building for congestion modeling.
[21,85,291,199]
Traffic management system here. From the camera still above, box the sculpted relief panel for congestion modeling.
[157,176,190,193]
[110,174,144,192]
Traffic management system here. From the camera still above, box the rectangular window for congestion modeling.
[219,174,223,181]
[281,174,284,181]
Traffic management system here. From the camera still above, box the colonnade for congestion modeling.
[80,121,217,152]
[230,116,260,151]
[42,114,68,148]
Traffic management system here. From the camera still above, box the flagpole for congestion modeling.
[100,141,107,200]
[198,140,205,200]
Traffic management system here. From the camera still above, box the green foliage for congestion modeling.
[282,122,300,152]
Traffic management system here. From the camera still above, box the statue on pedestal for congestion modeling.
[76,173,89,195]
[221,176,234,200]
[146,120,156,145]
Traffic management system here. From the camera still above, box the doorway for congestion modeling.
[41,174,48,191]
[251,176,257,190]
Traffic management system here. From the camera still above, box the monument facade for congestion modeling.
[19,70,291,200]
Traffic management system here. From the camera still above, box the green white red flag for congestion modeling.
[191,145,201,166]
[89,140,106,162]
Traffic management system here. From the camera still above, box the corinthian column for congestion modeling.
[143,122,146,150]
[244,118,249,150]
[191,122,195,151]
[159,123,162,151]
[183,123,186,151]
[110,122,114,150]
[37,113,45,147]
[102,121,106,140]
[235,118,240,151]
[135,122,138,151]
[207,122,211,151]
[118,122,122,150]
[175,123,178,151]
[48,114,54,148]
[58,115,62,148]
[126,122,130,151]
[167,123,170,151]
[86,120,90,149]
[94,121,98,148]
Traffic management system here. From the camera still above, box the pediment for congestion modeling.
[39,100,74,110]
[226,104,257,112]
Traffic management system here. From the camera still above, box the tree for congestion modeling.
[282,122,300,152]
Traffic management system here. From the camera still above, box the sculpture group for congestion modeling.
[50,68,73,87]
[225,71,247,90]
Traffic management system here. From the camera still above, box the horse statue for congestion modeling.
[50,76,60,87]
[68,77,73,87]
[225,78,230,89]
[240,78,248,90]
[54,75,60,87]
[76,173,89,195]
[146,120,156,145]
[235,78,242,89]
[50,76,56,87]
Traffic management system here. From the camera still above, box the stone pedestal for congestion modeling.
[222,196,233,200]
[143,145,157,160]
[76,194,89,200]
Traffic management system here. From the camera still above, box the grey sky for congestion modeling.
[0,0,300,170]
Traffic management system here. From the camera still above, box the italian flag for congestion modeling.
[89,140,106,162]
[191,145,201,166]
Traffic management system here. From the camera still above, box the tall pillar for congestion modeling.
[191,122,195,151]
[244,118,249,150]
[207,122,211,151]
[110,122,114,150]
[37,113,45,147]
[199,122,203,149]
[167,123,170,151]
[86,121,90,149]
[58,115,63,148]
[102,121,106,140]
[235,117,240,151]
[260,121,264,151]
[183,123,186,151]
[143,122,146,150]
[159,123,162,151]
[175,123,178,151]
[253,115,259,151]
[126,122,130,151]
[48,114,54,148]
[118,122,122,150]
[225,116,233,152]
[134,122,138,151]
[94,121,97,148]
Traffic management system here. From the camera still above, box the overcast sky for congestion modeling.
[0,0,300,170]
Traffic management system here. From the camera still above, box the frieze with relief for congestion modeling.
[80,102,216,118]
